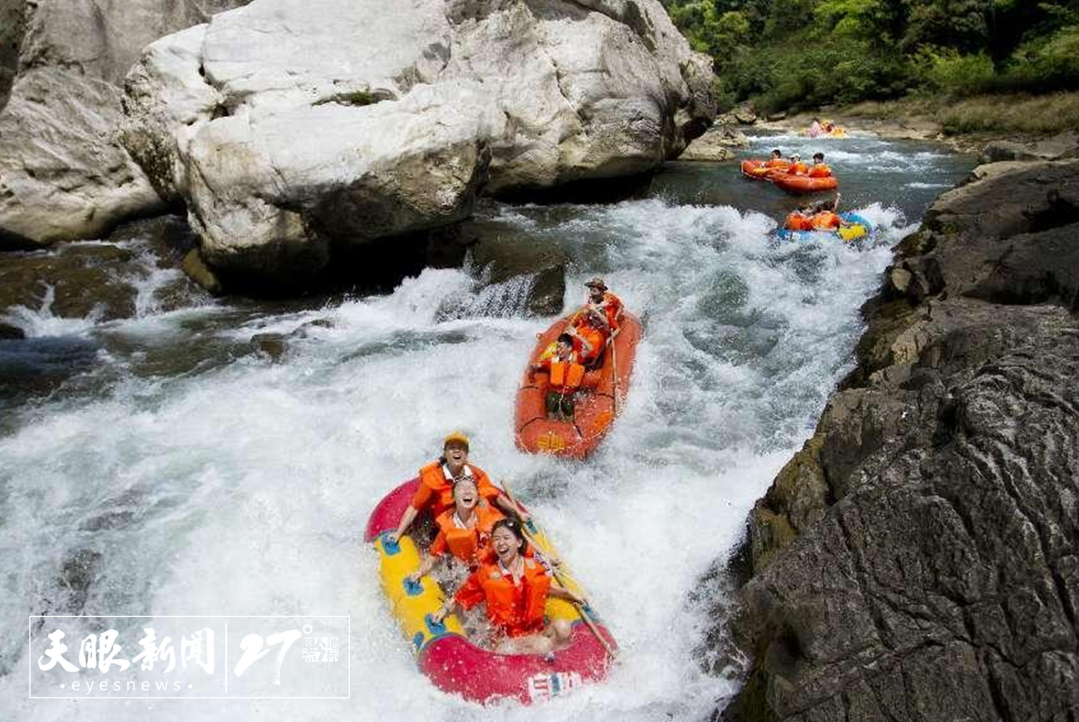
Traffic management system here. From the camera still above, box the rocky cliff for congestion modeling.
[718,160,1079,721]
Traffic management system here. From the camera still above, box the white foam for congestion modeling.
[0,196,901,720]
[1,284,102,338]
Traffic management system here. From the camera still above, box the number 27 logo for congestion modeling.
[234,630,302,685]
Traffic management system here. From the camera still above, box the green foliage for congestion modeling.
[662,0,1079,113]
[914,48,996,95]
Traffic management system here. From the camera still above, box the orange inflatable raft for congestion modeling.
[515,313,641,459]
[770,173,839,194]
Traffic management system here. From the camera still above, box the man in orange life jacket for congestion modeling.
[585,277,623,335]
[764,148,787,169]
[565,277,622,366]
[407,475,506,583]
[388,432,525,544]
[530,333,586,420]
[808,152,833,178]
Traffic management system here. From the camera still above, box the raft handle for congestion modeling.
[403,577,423,596]
[381,533,401,556]
[424,613,447,636]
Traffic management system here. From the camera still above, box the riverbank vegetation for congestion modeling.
[663,0,1079,123]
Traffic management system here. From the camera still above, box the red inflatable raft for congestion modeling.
[770,173,839,194]
[365,479,614,704]
[515,312,641,459]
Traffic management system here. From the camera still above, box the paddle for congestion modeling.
[499,479,619,660]
[608,327,621,419]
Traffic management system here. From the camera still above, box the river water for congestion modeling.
[0,131,974,721]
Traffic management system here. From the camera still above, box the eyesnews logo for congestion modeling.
[29,616,350,699]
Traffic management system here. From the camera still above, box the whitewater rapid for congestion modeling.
[0,139,970,720]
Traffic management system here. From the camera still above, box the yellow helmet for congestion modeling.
[443,431,470,450]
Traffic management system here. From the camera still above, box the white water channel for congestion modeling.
[0,142,965,720]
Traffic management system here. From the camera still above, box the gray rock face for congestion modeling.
[719,160,1079,722]
[0,0,250,249]
[120,0,716,286]
[980,131,1079,165]
[0,0,25,112]
[679,124,749,162]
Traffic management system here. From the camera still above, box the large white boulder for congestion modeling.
[0,0,250,249]
[120,0,717,281]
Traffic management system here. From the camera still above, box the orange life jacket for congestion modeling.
[597,292,623,333]
[549,357,585,392]
[431,503,504,565]
[808,164,832,178]
[412,461,498,517]
[784,212,809,231]
[811,211,842,230]
[788,162,809,175]
[571,322,605,365]
[456,558,551,637]
[764,159,790,169]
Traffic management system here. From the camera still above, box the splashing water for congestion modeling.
[0,141,975,721]
[2,284,103,338]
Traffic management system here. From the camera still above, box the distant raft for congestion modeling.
[365,479,615,705]
[777,212,874,242]
[515,312,641,459]
[770,173,840,194]
[802,125,848,138]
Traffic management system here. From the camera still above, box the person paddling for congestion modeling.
[809,193,850,230]
[432,518,585,655]
[388,432,525,544]
[565,277,620,366]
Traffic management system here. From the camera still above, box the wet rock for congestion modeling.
[182,248,223,295]
[733,105,757,125]
[460,216,569,316]
[680,126,749,162]
[718,159,1079,721]
[0,244,139,321]
[250,332,287,361]
[0,322,23,339]
[53,548,103,614]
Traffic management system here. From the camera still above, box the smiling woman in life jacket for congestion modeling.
[432,518,586,655]
[388,432,526,544]
[530,333,586,421]
[407,476,506,584]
